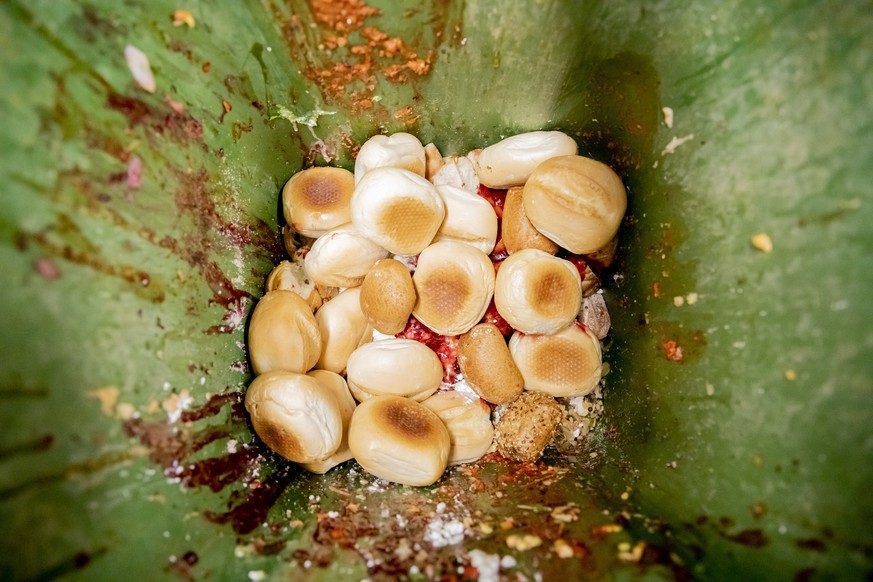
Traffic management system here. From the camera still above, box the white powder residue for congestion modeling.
[445,372,477,396]
[425,517,465,548]
[468,550,500,582]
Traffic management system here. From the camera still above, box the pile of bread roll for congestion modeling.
[244,130,626,486]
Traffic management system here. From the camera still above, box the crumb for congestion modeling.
[172,10,195,27]
[673,296,685,307]
[661,340,683,362]
[751,233,773,253]
[662,107,674,129]
[661,134,694,155]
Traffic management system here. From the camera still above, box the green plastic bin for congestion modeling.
[1,0,871,579]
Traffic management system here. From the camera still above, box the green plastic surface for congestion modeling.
[1,0,871,580]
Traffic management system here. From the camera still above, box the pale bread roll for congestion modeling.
[303,224,389,288]
[244,371,342,463]
[314,287,372,374]
[359,258,416,335]
[522,155,626,254]
[350,167,445,256]
[430,153,480,194]
[508,323,602,398]
[501,187,559,256]
[346,339,443,401]
[282,166,355,237]
[348,395,450,486]
[457,323,524,405]
[424,142,444,180]
[475,131,578,189]
[248,290,321,375]
[265,260,322,311]
[411,241,495,336]
[301,370,357,473]
[493,248,582,335]
[432,184,498,255]
[421,391,493,465]
[354,132,426,183]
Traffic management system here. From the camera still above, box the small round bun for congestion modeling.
[475,131,578,189]
[522,155,626,254]
[501,187,559,256]
[421,391,493,465]
[245,371,342,463]
[314,287,371,374]
[494,248,582,335]
[457,323,524,405]
[346,339,443,401]
[350,167,445,256]
[354,132,426,183]
[303,224,389,288]
[411,241,495,336]
[432,184,498,255]
[265,260,322,310]
[248,291,322,375]
[301,370,357,474]
[360,258,416,335]
[348,395,450,486]
[508,323,602,398]
[282,167,355,237]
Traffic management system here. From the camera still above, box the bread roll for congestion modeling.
[475,131,578,189]
[350,167,445,256]
[248,291,321,375]
[303,224,389,288]
[244,371,342,463]
[359,258,416,335]
[421,391,493,465]
[508,323,602,398]
[522,155,626,254]
[301,370,357,473]
[493,248,582,335]
[282,166,355,237]
[457,323,524,404]
[354,132,426,183]
[411,241,495,336]
[265,260,322,310]
[346,339,443,401]
[348,395,450,486]
[432,184,498,254]
[314,287,371,374]
[501,187,559,255]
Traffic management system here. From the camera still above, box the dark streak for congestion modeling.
[204,464,294,535]
[796,538,827,552]
[0,450,139,502]
[0,434,54,460]
[22,547,108,582]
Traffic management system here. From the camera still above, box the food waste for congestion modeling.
[244,130,626,486]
